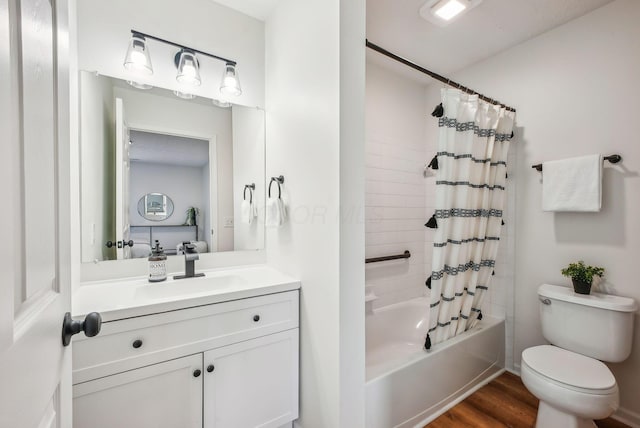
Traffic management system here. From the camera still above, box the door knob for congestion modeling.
[62,312,102,346]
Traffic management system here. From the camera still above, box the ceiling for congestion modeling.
[367,0,614,84]
[209,0,279,21]
[130,130,209,167]
[208,0,614,85]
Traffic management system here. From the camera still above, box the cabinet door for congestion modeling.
[73,354,203,428]
[204,329,299,428]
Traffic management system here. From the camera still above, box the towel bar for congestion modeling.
[532,154,621,172]
[365,251,411,264]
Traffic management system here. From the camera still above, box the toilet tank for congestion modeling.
[538,284,637,362]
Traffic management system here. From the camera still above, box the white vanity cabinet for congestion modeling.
[74,354,203,428]
[72,289,299,428]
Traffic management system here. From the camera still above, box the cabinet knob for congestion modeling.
[193,369,201,378]
[207,364,215,373]
[132,339,143,349]
[253,315,260,322]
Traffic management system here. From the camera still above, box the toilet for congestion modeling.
[521,284,637,428]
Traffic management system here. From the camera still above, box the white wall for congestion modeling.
[79,71,114,262]
[232,106,265,250]
[76,0,264,107]
[265,0,365,426]
[440,0,640,422]
[365,62,430,309]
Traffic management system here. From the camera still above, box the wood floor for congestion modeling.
[426,372,629,428]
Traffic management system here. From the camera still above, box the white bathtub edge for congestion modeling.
[406,366,505,428]
[366,317,505,428]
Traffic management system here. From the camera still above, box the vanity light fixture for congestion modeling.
[212,98,231,108]
[175,49,201,86]
[123,34,153,75]
[419,0,482,26]
[220,63,242,96]
[173,90,196,100]
[123,30,242,98]
[127,80,153,90]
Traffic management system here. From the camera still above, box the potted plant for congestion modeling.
[183,207,199,226]
[561,261,604,295]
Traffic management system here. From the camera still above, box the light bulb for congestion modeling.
[176,50,201,86]
[219,63,242,96]
[123,34,153,75]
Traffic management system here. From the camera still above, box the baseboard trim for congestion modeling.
[613,407,640,428]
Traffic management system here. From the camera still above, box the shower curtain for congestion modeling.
[427,88,514,347]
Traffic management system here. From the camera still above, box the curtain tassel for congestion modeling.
[427,155,439,170]
[492,270,495,276]
[425,276,432,289]
[425,214,438,229]
[510,130,514,139]
[501,219,505,226]
[431,103,444,118]
[424,334,432,351]
[478,310,483,321]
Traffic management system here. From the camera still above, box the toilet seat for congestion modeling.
[522,345,616,395]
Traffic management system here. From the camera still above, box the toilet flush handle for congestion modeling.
[539,298,551,305]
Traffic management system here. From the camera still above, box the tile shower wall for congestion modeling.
[365,62,431,309]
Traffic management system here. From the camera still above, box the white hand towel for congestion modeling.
[265,198,279,227]
[278,198,287,222]
[266,197,286,228]
[542,154,602,212]
[241,200,253,224]
[251,198,258,220]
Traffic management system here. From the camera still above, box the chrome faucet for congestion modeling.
[174,242,205,280]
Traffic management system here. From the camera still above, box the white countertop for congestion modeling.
[73,265,300,322]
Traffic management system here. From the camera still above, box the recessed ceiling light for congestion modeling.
[419,0,482,26]
[434,0,466,20]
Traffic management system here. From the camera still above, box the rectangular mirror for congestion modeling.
[76,0,266,265]
[79,72,265,263]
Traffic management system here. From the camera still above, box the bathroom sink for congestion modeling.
[73,265,300,321]
[134,275,248,301]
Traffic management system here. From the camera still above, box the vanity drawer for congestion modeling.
[73,290,298,384]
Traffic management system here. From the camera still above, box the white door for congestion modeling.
[0,0,73,427]
[114,97,131,259]
[204,329,299,428]
[73,354,203,428]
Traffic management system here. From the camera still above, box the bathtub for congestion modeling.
[366,296,505,428]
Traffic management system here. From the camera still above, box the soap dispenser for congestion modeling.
[148,240,167,282]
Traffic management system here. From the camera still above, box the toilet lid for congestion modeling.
[522,345,616,392]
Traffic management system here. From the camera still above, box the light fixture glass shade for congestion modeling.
[123,34,153,75]
[173,90,196,100]
[220,63,242,96]
[176,50,201,86]
[127,80,153,90]
[212,98,231,108]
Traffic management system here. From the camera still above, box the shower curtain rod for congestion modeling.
[366,40,516,113]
